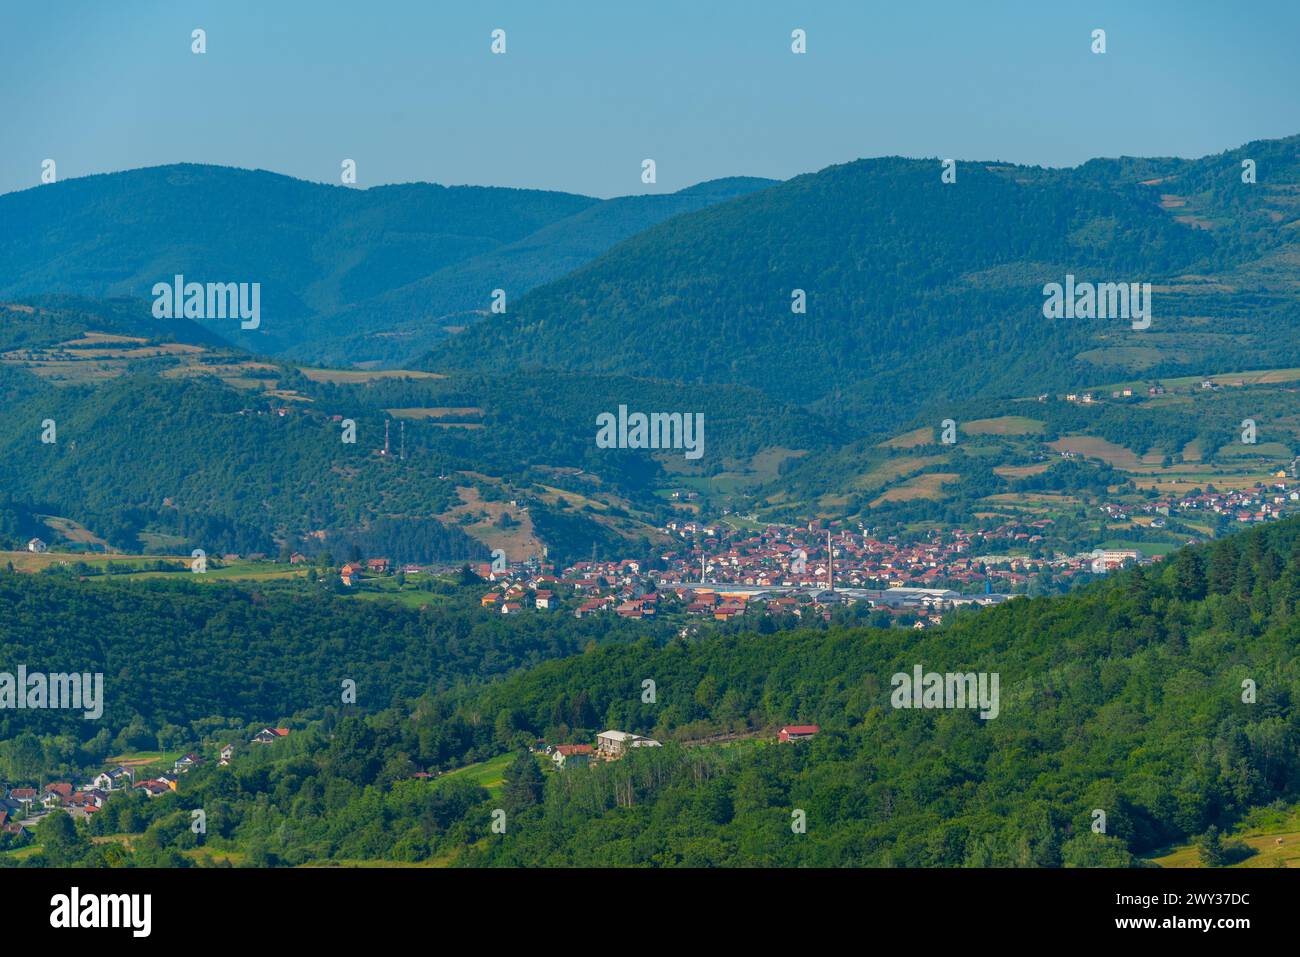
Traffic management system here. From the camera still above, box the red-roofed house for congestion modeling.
[551,743,594,769]
[778,725,820,742]
[41,782,74,808]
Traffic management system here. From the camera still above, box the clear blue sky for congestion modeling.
[3,0,1298,198]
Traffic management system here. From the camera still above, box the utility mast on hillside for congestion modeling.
[827,530,834,592]
[399,420,405,461]
[383,419,390,457]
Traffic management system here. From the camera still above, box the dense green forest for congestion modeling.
[0,165,770,359]
[6,516,1299,867]
[425,137,1300,426]
[297,176,777,366]
[0,299,842,560]
[0,570,677,756]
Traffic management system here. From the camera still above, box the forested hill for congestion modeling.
[17,514,1295,868]
[0,571,677,748]
[290,175,777,366]
[0,164,775,360]
[199,514,1298,867]
[0,164,593,355]
[423,134,1300,426]
[0,353,838,562]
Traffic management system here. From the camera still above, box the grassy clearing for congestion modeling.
[963,416,1043,436]
[879,426,932,449]
[384,406,483,420]
[1216,441,1293,459]
[983,492,1079,508]
[63,332,148,346]
[445,485,540,558]
[870,472,959,506]
[1092,366,1300,395]
[1050,436,1144,469]
[436,752,518,797]
[0,550,311,583]
[855,455,949,490]
[183,845,247,866]
[298,367,444,383]
[0,550,188,572]
[994,462,1053,479]
[1149,807,1300,868]
[106,751,183,770]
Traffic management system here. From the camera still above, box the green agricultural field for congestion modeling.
[962,415,1044,436]
[183,845,247,866]
[435,752,520,797]
[0,549,187,573]
[1148,806,1300,868]
[344,586,445,609]
[203,562,307,581]
[1215,441,1292,460]
[105,751,184,771]
[0,843,44,861]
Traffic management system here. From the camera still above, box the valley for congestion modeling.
[2,132,1300,880]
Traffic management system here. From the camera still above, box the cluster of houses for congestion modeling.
[470,524,1057,627]
[541,724,821,770]
[0,728,290,838]
[1053,379,1255,405]
[542,729,663,769]
[463,508,1281,627]
[464,476,1296,628]
[1,755,196,837]
[1096,483,1300,526]
[339,557,440,586]
[656,521,1059,593]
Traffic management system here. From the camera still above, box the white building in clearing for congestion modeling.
[26,538,47,553]
[1090,549,1141,574]
[596,730,662,758]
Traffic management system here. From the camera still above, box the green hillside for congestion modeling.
[0,570,679,747]
[0,298,840,561]
[7,516,1299,867]
[425,136,1300,427]
[294,176,778,367]
[0,164,772,360]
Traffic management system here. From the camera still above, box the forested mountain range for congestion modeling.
[2,137,1298,562]
[425,135,1300,426]
[0,164,773,360]
[294,176,777,366]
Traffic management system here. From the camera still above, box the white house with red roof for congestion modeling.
[778,725,820,742]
